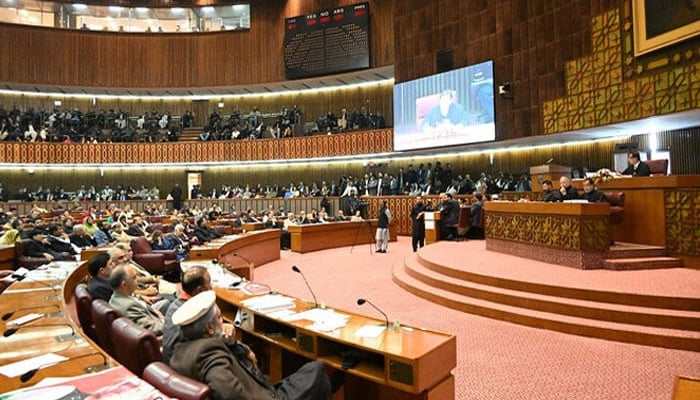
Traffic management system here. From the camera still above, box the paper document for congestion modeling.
[354,325,386,338]
[6,312,43,328]
[241,294,295,313]
[0,353,68,377]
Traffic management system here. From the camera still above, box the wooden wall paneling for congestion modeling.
[0,0,393,88]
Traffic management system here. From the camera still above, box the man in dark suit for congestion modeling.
[47,223,78,255]
[540,180,560,202]
[410,196,427,252]
[170,291,335,400]
[558,176,579,201]
[439,193,460,240]
[86,252,114,302]
[23,228,66,261]
[581,178,608,203]
[621,151,651,177]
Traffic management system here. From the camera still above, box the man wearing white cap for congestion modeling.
[170,291,334,400]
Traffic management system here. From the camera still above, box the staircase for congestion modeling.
[392,245,700,352]
[180,127,201,142]
[603,242,683,270]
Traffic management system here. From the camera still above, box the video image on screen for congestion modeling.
[393,60,495,151]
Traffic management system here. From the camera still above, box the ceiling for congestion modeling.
[0,65,396,97]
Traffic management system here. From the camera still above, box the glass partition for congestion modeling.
[0,0,250,32]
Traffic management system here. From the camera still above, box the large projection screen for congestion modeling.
[393,60,495,151]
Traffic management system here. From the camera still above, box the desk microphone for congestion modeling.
[356,298,389,328]
[2,304,60,321]
[20,352,109,383]
[4,323,75,338]
[544,157,555,165]
[291,265,319,309]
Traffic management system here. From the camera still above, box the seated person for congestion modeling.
[111,244,178,298]
[47,223,79,256]
[540,180,559,202]
[420,90,470,136]
[350,210,363,221]
[170,291,335,400]
[92,220,114,246]
[110,222,133,243]
[86,252,114,302]
[70,224,96,249]
[162,266,211,363]
[621,151,651,176]
[23,228,67,261]
[581,178,608,203]
[0,219,22,245]
[109,264,165,335]
[558,176,579,201]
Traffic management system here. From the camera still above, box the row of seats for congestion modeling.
[74,283,210,400]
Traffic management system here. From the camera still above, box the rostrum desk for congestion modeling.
[571,175,700,268]
[484,201,612,269]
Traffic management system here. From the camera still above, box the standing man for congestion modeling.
[439,193,460,240]
[621,151,651,176]
[375,200,391,253]
[170,183,183,212]
[410,196,427,252]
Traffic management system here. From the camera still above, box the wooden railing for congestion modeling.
[0,129,393,164]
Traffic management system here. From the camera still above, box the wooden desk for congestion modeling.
[242,222,266,231]
[0,244,14,270]
[188,230,281,280]
[215,287,456,400]
[571,175,700,268]
[0,278,115,392]
[484,202,611,269]
[288,220,398,253]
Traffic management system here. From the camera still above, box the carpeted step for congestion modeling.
[606,242,669,259]
[602,257,684,270]
[403,255,700,331]
[414,243,700,311]
[392,261,700,352]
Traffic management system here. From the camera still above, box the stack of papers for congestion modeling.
[0,353,67,378]
[354,325,387,338]
[270,308,350,332]
[241,294,295,313]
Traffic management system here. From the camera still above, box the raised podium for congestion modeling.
[530,164,572,192]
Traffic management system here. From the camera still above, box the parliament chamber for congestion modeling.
[0,0,699,399]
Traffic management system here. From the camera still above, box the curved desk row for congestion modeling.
[0,264,118,393]
[81,229,281,281]
[1,232,456,400]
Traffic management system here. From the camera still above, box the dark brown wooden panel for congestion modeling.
[0,0,393,88]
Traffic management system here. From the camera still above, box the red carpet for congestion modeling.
[253,237,700,400]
